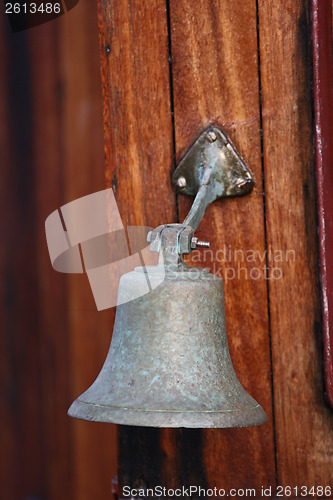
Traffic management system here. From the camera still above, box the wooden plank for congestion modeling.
[0,3,117,499]
[258,0,333,488]
[27,22,75,500]
[27,7,114,497]
[0,22,45,500]
[98,0,176,491]
[0,17,17,500]
[29,5,119,498]
[312,0,333,409]
[58,2,119,499]
[98,0,176,227]
[169,0,276,491]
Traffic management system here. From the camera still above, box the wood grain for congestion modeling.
[98,0,176,491]
[0,3,117,499]
[98,0,176,227]
[59,3,118,499]
[0,22,45,500]
[27,23,75,500]
[258,0,333,488]
[3,0,333,496]
[169,0,276,490]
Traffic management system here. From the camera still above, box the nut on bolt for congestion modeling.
[191,237,210,249]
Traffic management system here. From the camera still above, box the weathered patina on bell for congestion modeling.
[68,245,267,427]
[68,126,268,428]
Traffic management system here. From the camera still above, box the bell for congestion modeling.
[67,126,268,428]
[68,225,267,428]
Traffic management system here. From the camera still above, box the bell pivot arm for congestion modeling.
[147,125,254,263]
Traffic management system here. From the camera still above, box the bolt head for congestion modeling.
[207,130,217,142]
[176,176,187,189]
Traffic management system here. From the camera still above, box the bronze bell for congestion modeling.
[68,126,267,428]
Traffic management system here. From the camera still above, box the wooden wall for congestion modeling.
[0,2,117,500]
[98,0,333,496]
[1,0,333,499]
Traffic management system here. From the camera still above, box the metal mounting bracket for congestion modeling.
[172,125,254,231]
[147,125,254,264]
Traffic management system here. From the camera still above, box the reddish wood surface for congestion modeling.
[0,21,46,499]
[28,23,75,500]
[168,0,276,491]
[97,0,177,491]
[98,0,176,226]
[2,0,333,497]
[258,0,333,489]
[59,5,118,499]
[312,0,333,409]
[97,0,333,495]
[0,3,117,500]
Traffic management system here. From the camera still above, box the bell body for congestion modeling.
[68,266,267,428]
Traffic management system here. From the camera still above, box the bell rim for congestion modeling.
[68,398,268,429]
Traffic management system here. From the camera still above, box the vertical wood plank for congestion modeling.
[0,22,45,500]
[0,3,116,499]
[169,0,276,490]
[27,22,75,500]
[98,0,176,227]
[258,0,333,488]
[59,2,118,499]
[98,0,176,491]
[28,3,117,495]
[0,17,17,500]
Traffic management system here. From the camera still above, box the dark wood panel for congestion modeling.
[27,22,75,500]
[58,3,118,499]
[169,0,276,490]
[0,22,45,500]
[258,0,333,488]
[0,2,117,499]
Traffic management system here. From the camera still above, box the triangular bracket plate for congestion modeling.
[172,125,254,201]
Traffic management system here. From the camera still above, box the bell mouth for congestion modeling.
[68,399,267,429]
